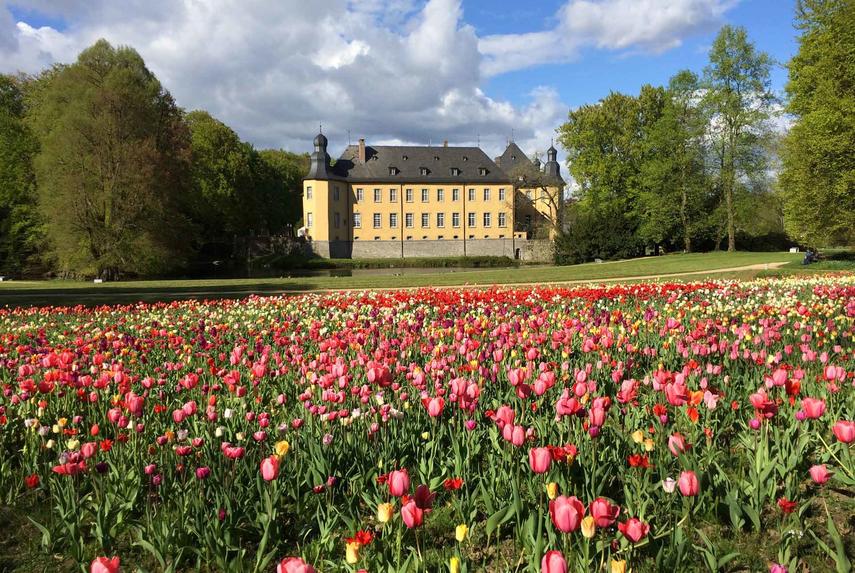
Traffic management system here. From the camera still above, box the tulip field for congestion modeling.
[1,276,854,573]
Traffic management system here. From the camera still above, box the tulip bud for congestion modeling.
[455,524,468,542]
[449,556,460,573]
[581,516,596,539]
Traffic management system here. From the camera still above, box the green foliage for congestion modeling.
[780,0,855,247]
[27,39,192,279]
[0,75,45,276]
[702,25,776,252]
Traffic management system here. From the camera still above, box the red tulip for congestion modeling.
[617,518,649,543]
[388,469,410,497]
[832,420,855,443]
[678,470,699,496]
[541,550,567,573]
[668,433,689,457]
[24,474,39,489]
[261,455,280,481]
[529,447,552,474]
[589,497,620,528]
[800,397,825,419]
[90,556,120,573]
[549,495,585,533]
[401,500,424,528]
[277,557,316,573]
[808,465,831,485]
[413,484,435,509]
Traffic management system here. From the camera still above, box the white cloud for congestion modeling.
[0,0,738,162]
[480,0,738,76]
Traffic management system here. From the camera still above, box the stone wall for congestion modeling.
[305,238,553,262]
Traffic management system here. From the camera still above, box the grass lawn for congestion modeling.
[0,251,813,308]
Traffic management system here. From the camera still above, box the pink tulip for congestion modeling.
[511,425,526,447]
[808,464,831,485]
[529,447,552,474]
[91,557,120,573]
[678,470,699,496]
[801,397,825,419]
[388,469,410,497]
[261,455,280,481]
[832,420,855,443]
[425,397,445,417]
[277,557,316,573]
[617,517,650,543]
[589,497,620,528]
[172,409,185,424]
[541,550,567,573]
[549,495,585,533]
[668,433,689,457]
[769,564,787,573]
[401,500,424,528]
[81,442,97,460]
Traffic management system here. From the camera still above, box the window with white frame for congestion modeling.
[353,213,362,228]
[483,212,492,227]
[468,188,475,201]
[306,186,313,199]
[406,188,413,202]
[405,213,414,228]
[373,213,381,228]
[483,188,490,201]
[374,189,381,203]
[468,212,476,227]
[498,212,506,227]
[356,188,364,202]
[390,213,398,228]
[436,213,445,228]
[307,212,313,227]
[499,188,506,201]
[437,188,444,201]
[452,213,460,228]
[452,188,460,201]
[421,213,429,228]
[390,188,398,202]
[421,189,429,202]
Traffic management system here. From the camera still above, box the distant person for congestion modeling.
[803,249,817,265]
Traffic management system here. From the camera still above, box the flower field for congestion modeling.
[1,277,854,572]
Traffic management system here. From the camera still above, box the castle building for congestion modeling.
[301,133,564,259]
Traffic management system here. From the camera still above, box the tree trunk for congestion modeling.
[680,164,691,253]
[726,129,736,252]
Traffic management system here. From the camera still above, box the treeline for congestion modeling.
[0,40,307,279]
[556,2,854,264]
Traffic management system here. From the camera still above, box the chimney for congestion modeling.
[358,138,366,163]
[443,140,448,147]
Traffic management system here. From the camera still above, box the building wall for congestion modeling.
[516,185,562,239]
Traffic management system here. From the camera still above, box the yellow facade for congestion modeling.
[516,185,563,239]
[304,182,514,243]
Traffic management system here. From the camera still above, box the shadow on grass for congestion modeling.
[0,282,318,309]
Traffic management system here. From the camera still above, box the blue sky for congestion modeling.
[0,0,799,156]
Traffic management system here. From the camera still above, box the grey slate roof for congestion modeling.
[330,145,512,184]
[494,141,532,171]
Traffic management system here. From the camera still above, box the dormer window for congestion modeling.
[478,167,488,176]
[450,167,461,176]
[511,155,516,160]
[402,155,408,161]
[434,156,440,161]
[420,167,429,176]
[462,156,468,161]
[389,167,398,175]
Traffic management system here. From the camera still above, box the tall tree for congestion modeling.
[780,0,855,246]
[257,149,310,229]
[28,40,191,279]
[702,25,775,251]
[637,72,709,252]
[0,74,44,275]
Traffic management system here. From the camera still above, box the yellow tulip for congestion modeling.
[546,482,558,500]
[611,559,627,573]
[422,432,431,440]
[66,439,79,451]
[345,541,360,564]
[274,440,290,457]
[377,502,394,524]
[581,516,596,539]
[643,438,655,452]
[455,524,468,542]
[631,430,644,444]
[449,556,460,573]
